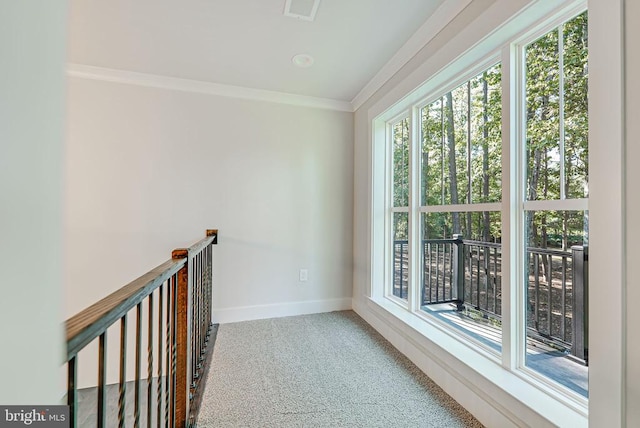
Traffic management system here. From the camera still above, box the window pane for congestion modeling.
[563,11,589,199]
[526,29,561,201]
[421,64,502,206]
[449,84,469,205]
[420,100,444,205]
[392,118,410,207]
[470,65,502,203]
[422,211,501,242]
[392,212,409,300]
[524,209,588,397]
[420,211,502,354]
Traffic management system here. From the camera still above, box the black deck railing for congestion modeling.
[65,230,218,428]
[392,237,588,364]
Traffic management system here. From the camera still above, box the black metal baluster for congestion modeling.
[118,315,127,428]
[170,272,178,428]
[442,243,447,301]
[484,246,489,312]
[134,303,142,428]
[468,245,473,307]
[422,241,427,305]
[147,294,154,428]
[435,244,440,301]
[475,247,480,308]
[548,255,553,336]
[207,243,212,323]
[67,356,77,428]
[427,243,432,303]
[200,251,206,375]
[534,253,540,330]
[399,242,405,299]
[562,256,567,342]
[191,257,197,390]
[165,277,172,428]
[210,242,214,316]
[493,248,502,314]
[97,333,107,428]
[448,242,452,301]
[393,243,397,296]
[201,250,206,365]
[468,246,473,306]
[157,285,164,427]
[195,251,201,384]
[196,250,201,375]
[447,243,452,299]
[468,246,473,307]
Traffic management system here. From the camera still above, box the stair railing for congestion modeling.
[65,229,218,428]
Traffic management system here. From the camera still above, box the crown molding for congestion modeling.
[67,64,354,112]
[350,0,473,111]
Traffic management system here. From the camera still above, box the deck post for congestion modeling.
[452,234,465,311]
[571,245,589,365]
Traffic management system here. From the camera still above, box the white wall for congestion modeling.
[625,0,640,425]
[0,1,68,403]
[65,78,354,321]
[65,77,353,385]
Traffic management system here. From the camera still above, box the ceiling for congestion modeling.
[68,0,452,103]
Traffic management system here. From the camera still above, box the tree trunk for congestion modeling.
[466,82,472,238]
[445,92,460,235]
[541,149,550,282]
[482,74,491,241]
[527,147,541,237]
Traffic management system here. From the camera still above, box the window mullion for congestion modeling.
[467,81,472,205]
[408,109,421,312]
[501,42,520,371]
[559,27,566,200]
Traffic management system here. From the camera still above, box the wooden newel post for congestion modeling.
[571,245,588,365]
[172,248,190,428]
[452,234,465,311]
[206,229,218,244]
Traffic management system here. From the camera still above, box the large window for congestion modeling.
[416,65,504,353]
[523,11,588,394]
[391,118,410,300]
[380,8,588,402]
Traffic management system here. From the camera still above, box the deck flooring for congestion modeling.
[423,303,588,397]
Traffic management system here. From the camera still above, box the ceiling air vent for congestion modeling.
[283,0,320,22]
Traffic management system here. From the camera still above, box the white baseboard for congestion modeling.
[212,298,352,324]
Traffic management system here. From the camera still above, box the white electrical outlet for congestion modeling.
[299,269,308,282]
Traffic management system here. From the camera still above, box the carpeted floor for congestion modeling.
[196,311,483,427]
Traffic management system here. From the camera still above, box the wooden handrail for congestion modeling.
[66,258,184,360]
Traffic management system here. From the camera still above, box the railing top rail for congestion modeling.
[395,236,577,257]
[526,246,571,257]
[65,230,218,361]
[423,238,458,244]
[461,239,502,249]
[65,258,184,361]
[184,230,218,256]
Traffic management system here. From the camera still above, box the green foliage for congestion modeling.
[418,64,502,240]
[525,11,588,248]
[392,118,410,208]
[390,12,588,249]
